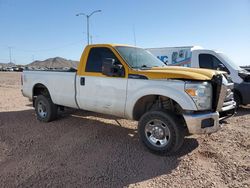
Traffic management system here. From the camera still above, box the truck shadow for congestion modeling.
[235,106,250,117]
[0,109,198,187]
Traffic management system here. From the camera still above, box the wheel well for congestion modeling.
[233,89,242,104]
[133,95,184,121]
[33,84,51,99]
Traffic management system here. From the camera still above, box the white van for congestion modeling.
[147,46,250,106]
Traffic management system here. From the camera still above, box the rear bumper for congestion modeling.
[21,88,28,98]
[183,111,220,134]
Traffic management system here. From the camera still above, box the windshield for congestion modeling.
[217,52,242,71]
[115,46,166,69]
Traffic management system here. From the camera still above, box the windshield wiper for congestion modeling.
[139,65,152,70]
[132,65,166,69]
[132,65,151,69]
[141,65,150,68]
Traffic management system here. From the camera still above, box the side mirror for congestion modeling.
[102,58,125,77]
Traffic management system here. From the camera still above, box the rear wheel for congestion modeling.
[35,95,57,122]
[138,110,185,155]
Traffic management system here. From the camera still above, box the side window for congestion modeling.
[199,54,223,70]
[85,47,120,72]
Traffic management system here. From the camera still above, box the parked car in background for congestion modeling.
[0,65,24,72]
[147,46,250,106]
[6,67,14,71]
[241,66,250,73]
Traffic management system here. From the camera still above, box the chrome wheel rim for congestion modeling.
[37,101,47,118]
[145,119,171,147]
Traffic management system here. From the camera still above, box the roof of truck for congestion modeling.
[87,44,137,48]
[146,46,205,50]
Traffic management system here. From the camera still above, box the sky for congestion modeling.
[0,0,249,65]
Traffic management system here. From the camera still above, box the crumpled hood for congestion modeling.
[131,66,222,81]
[238,69,250,82]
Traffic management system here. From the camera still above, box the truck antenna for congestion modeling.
[133,25,137,46]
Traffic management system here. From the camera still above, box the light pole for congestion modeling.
[76,10,101,45]
[8,47,12,63]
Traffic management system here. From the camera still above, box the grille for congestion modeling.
[211,74,235,112]
[222,82,234,106]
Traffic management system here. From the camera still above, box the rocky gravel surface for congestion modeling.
[0,72,249,188]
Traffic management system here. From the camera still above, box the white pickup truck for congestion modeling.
[22,44,235,155]
[147,46,250,107]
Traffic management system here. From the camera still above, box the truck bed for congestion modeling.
[24,67,77,72]
[22,70,78,109]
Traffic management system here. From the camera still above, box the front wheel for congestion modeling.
[35,95,58,122]
[138,110,185,155]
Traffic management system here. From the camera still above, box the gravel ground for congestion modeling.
[0,72,249,188]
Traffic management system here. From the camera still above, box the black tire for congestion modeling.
[138,110,185,155]
[35,95,58,122]
[234,93,241,109]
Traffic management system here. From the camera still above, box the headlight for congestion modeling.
[185,82,212,110]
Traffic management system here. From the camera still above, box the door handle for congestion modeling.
[80,77,85,85]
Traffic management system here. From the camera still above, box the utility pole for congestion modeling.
[76,10,101,45]
[90,35,93,44]
[8,47,12,63]
[87,16,89,45]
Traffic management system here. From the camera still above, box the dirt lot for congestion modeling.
[0,72,249,188]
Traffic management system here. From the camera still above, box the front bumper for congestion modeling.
[183,111,220,134]
[183,74,237,135]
